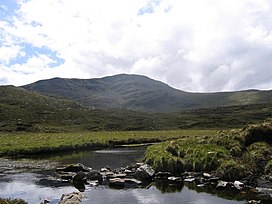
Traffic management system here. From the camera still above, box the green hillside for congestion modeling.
[22,74,272,112]
[1,85,272,132]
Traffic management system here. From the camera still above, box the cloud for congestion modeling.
[0,0,272,91]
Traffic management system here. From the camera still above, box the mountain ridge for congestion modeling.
[22,74,272,112]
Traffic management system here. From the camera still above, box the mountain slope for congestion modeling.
[0,85,156,132]
[22,74,272,112]
[1,85,272,132]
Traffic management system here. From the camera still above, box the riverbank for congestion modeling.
[0,130,217,156]
[145,119,272,182]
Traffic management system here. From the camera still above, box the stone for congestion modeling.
[59,173,74,181]
[56,163,91,173]
[124,178,142,187]
[210,177,220,182]
[184,178,195,182]
[86,170,103,182]
[203,173,211,178]
[234,180,244,190]
[256,187,272,197]
[246,200,261,204]
[155,172,172,178]
[217,181,229,189]
[112,173,127,178]
[168,176,181,182]
[73,172,87,183]
[109,178,125,189]
[58,192,84,204]
[135,164,155,181]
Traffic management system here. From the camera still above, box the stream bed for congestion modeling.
[0,146,265,204]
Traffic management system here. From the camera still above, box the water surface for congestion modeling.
[0,146,249,204]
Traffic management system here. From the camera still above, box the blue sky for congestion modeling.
[1,0,272,92]
[0,0,64,71]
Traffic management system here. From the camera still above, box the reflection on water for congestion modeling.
[0,146,262,204]
[80,185,244,204]
[0,173,74,204]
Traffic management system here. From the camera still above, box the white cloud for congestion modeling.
[1,0,272,91]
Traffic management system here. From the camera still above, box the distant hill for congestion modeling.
[1,85,272,132]
[22,74,272,112]
[0,85,157,132]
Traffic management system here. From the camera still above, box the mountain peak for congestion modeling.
[22,74,272,113]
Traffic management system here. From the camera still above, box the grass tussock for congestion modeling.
[145,119,272,180]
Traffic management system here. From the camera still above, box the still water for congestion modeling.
[0,146,246,204]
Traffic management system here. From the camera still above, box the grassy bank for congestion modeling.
[145,119,272,180]
[0,129,217,156]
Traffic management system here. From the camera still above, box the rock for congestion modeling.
[59,173,74,181]
[73,182,86,192]
[124,178,142,188]
[124,169,134,174]
[101,171,115,179]
[135,164,155,181]
[203,173,211,178]
[112,173,127,178]
[256,187,272,196]
[168,176,181,182]
[56,163,91,173]
[210,177,220,182]
[184,178,195,182]
[246,200,262,204]
[58,192,84,204]
[73,172,87,183]
[234,180,244,190]
[86,170,103,183]
[40,198,51,204]
[197,184,205,187]
[155,172,173,178]
[217,181,229,189]
[109,178,125,189]
[100,167,111,172]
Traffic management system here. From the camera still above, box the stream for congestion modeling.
[0,146,258,204]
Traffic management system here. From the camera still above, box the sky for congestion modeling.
[0,0,272,92]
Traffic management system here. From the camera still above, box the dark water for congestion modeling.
[0,146,248,204]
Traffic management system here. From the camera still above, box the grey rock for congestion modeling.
[135,164,155,181]
[58,192,84,204]
[217,181,229,189]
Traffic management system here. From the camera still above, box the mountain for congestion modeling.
[1,85,272,132]
[22,74,272,112]
[0,85,156,132]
